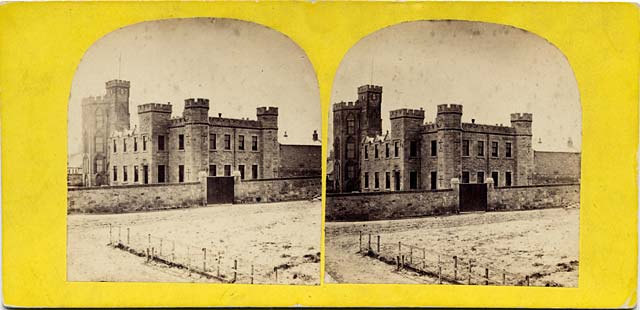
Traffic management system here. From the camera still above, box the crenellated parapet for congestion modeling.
[357,84,383,94]
[106,79,130,88]
[138,103,172,114]
[257,106,278,116]
[169,117,187,127]
[333,101,362,111]
[437,104,463,115]
[462,123,515,135]
[209,117,262,129]
[184,98,210,109]
[390,108,425,120]
[510,113,533,122]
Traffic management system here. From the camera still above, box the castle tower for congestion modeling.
[357,85,383,137]
[436,104,463,189]
[257,107,280,178]
[138,103,172,183]
[511,113,534,185]
[332,101,362,192]
[105,79,131,132]
[390,108,425,190]
[183,98,210,182]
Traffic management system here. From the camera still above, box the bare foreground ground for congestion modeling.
[325,207,579,287]
[68,200,321,285]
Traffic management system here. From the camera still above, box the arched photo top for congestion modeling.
[68,17,320,169]
[330,20,581,154]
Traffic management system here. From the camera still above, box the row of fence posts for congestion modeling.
[108,224,257,284]
[359,231,529,286]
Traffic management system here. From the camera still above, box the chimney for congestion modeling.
[312,130,319,141]
[284,131,288,138]
[218,113,222,118]
[471,119,475,124]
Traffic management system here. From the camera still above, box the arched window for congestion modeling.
[346,137,356,159]
[334,137,340,159]
[95,136,104,153]
[346,114,356,135]
[95,108,104,129]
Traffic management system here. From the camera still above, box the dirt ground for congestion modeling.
[68,200,321,285]
[325,207,579,287]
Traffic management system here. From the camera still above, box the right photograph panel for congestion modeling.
[325,20,581,287]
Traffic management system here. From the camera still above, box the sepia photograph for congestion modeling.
[325,20,581,287]
[66,18,322,285]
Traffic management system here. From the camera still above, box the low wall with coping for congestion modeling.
[68,182,205,214]
[326,189,458,221]
[234,176,321,204]
[488,183,580,211]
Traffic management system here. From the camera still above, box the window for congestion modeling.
[209,165,217,177]
[477,141,485,156]
[410,141,418,158]
[252,165,258,179]
[505,172,512,187]
[347,165,355,178]
[364,172,369,189]
[178,134,184,150]
[158,135,165,151]
[385,172,391,189]
[462,140,470,156]
[95,159,103,172]
[142,136,147,151]
[347,114,355,134]
[123,139,127,152]
[224,165,231,176]
[374,172,380,189]
[346,142,356,159]
[491,141,499,157]
[238,165,245,180]
[210,134,217,150]
[430,171,437,190]
[506,142,512,158]
[462,171,470,184]
[113,166,117,181]
[178,165,184,183]
[239,135,245,150]
[374,144,379,159]
[252,136,258,151]
[394,171,401,191]
[134,137,138,152]
[95,109,104,129]
[492,171,499,186]
[477,171,485,184]
[410,171,418,190]
[364,145,369,159]
[394,141,399,157]
[224,134,231,150]
[95,136,104,153]
[431,140,437,156]
[158,165,165,183]
[134,166,139,182]
[385,144,390,158]
[123,166,128,182]
[113,139,117,153]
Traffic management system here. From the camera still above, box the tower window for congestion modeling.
[158,165,165,183]
[364,172,369,189]
[506,142,512,158]
[346,114,356,135]
[430,140,437,156]
[95,136,104,153]
[224,134,231,150]
[134,137,138,152]
[178,165,184,183]
[374,144,379,159]
[252,165,258,179]
[178,134,184,150]
[113,139,117,153]
[430,171,437,190]
[346,141,356,159]
[410,171,418,190]
[158,135,165,151]
[142,136,147,151]
[385,143,390,158]
[394,141,399,157]
[462,140,470,156]
[123,139,127,152]
[505,171,512,186]
[347,165,355,178]
[477,141,485,156]
[210,134,217,150]
[410,141,418,158]
[252,136,258,151]
[113,166,117,181]
[239,135,245,151]
[491,141,499,157]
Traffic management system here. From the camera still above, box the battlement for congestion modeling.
[257,106,278,116]
[106,79,130,88]
[462,123,515,135]
[210,117,262,129]
[510,113,533,122]
[333,101,362,111]
[390,108,425,119]
[81,95,106,105]
[169,117,186,127]
[437,104,463,114]
[357,84,383,94]
[184,98,210,109]
[138,103,172,114]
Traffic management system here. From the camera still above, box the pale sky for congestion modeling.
[68,18,320,163]
[330,20,581,153]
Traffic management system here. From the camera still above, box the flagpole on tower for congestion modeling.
[118,53,122,79]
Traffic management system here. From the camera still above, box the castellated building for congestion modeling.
[332,84,535,193]
[81,79,320,187]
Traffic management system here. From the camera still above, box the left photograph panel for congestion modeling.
[66,18,322,285]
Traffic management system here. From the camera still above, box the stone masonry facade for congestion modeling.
[81,80,320,187]
[332,84,548,193]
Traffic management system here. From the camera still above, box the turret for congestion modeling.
[183,98,209,124]
[256,106,280,178]
[511,113,534,185]
[358,85,383,137]
[436,104,463,129]
[105,79,131,132]
[257,106,278,129]
[510,113,533,136]
[436,104,463,189]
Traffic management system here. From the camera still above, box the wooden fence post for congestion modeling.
[159,238,163,257]
[217,252,221,277]
[202,248,207,272]
[108,224,112,245]
[274,267,278,283]
[146,248,149,262]
[484,268,489,285]
[468,261,472,285]
[251,265,254,284]
[453,256,458,281]
[368,233,371,251]
[172,241,176,262]
[438,266,442,284]
[409,247,413,265]
[118,226,121,244]
[398,242,402,256]
[148,233,151,250]
[502,272,506,285]
[396,256,400,270]
[126,228,130,246]
[377,235,380,253]
[359,231,362,253]
[233,259,238,283]
[422,249,426,271]
[151,247,155,262]
[526,275,530,286]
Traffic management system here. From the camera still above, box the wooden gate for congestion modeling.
[207,177,234,204]
[459,183,487,212]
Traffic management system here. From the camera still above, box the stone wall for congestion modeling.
[326,189,458,221]
[488,183,580,211]
[534,151,581,184]
[234,176,321,203]
[68,182,205,214]
[279,144,322,177]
